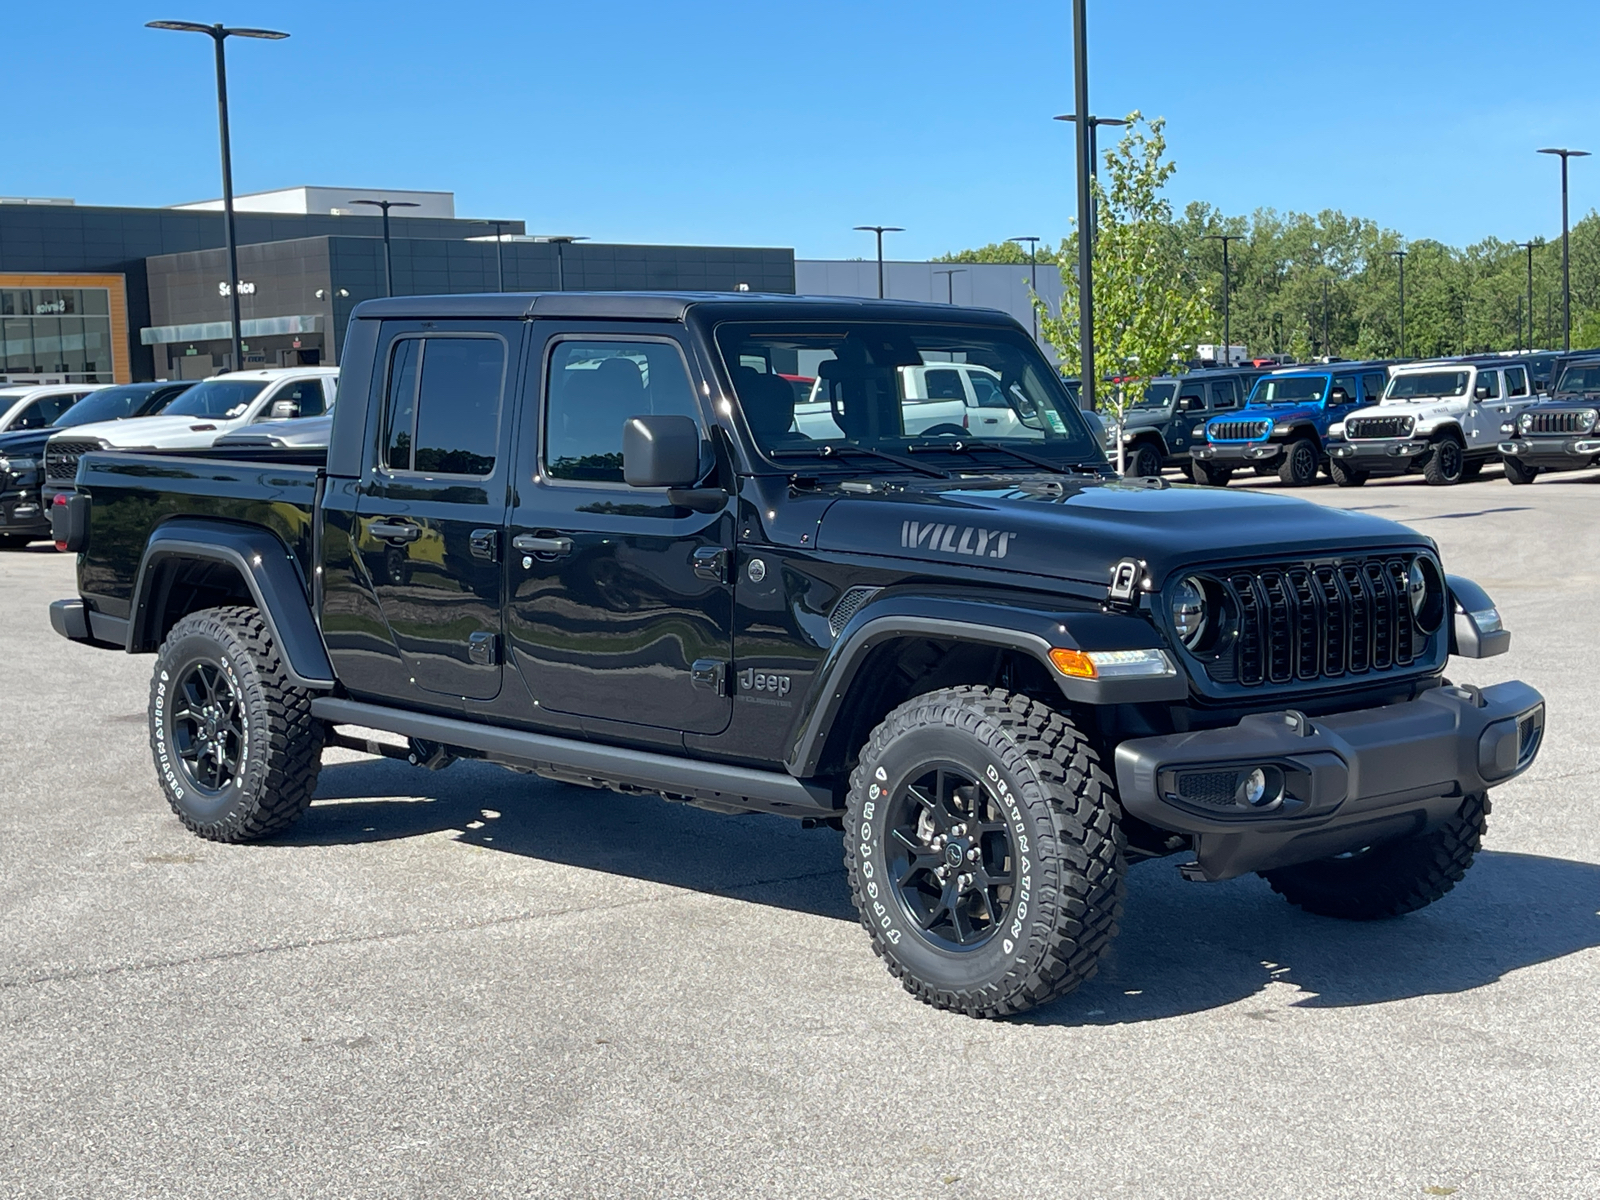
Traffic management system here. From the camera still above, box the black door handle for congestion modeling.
[370,519,421,543]
[512,533,574,557]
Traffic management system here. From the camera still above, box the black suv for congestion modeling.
[48,293,1542,1019]
[1111,367,1266,477]
[1497,352,1600,483]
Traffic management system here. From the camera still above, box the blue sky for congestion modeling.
[7,1,1599,259]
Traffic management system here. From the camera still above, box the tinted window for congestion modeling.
[969,373,1011,408]
[1131,382,1175,410]
[8,398,54,430]
[1362,372,1386,401]
[1505,366,1528,397]
[384,337,504,476]
[923,369,965,401]
[1330,374,1359,405]
[545,340,699,483]
[1209,379,1239,409]
[266,378,327,420]
[57,384,167,427]
[1476,370,1499,399]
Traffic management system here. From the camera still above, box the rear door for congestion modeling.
[351,322,519,702]
[504,325,734,735]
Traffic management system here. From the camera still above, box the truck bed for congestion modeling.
[76,450,322,621]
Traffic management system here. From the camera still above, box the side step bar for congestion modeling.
[310,697,838,818]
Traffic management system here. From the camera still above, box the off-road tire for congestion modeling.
[1502,456,1539,486]
[149,605,323,842]
[1328,458,1368,488]
[1459,457,1485,482]
[1191,461,1234,487]
[843,686,1125,1018]
[1129,442,1164,479]
[1277,436,1320,486]
[1424,436,1465,486]
[1261,793,1489,920]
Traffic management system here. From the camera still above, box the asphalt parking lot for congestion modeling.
[2,467,1597,1200]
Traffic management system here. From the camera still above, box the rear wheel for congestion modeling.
[1502,456,1539,485]
[149,606,324,842]
[844,686,1125,1018]
[1424,436,1464,485]
[1328,458,1368,488]
[1262,794,1488,920]
[1129,442,1164,479]
[1277,437,1320,486]
[1190,461,1234,487]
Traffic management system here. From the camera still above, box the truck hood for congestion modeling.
[813,477,1429,589]
[1346,400,1456,423]
[52,413,245,450]
[0,427,52,458]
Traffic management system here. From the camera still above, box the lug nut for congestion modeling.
[957,873,974,890]
[966,847,980,861]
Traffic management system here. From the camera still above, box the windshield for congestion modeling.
[1249,375,1327,406]
[57,385,170,428]
[1554,364,1600,396]
[163,379,268,418]
[716,321,1101,468]
[1385,371,1469,400]
[1129,382,1176,410]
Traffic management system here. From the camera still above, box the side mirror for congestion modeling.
[1473,385,1491,401]
[1177,395,1202,412]
[270,399,300,420]
[622,415,701,488]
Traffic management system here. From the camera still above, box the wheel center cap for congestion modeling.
[944,842,965,867]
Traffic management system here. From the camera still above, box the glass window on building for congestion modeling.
[0,288,115,383]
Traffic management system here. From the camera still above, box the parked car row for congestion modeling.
[1103,347,1600,488]
[0,367,338,549]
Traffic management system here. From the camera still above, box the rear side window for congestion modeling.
[544,339,700,483]
[1362,372,1386,401]
[1505,366,1528,397]
[924,368,965,401]
[382,336,505,476]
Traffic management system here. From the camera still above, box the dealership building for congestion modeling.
[2,187,1051,384]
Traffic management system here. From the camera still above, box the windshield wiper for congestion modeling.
[906,439,1105,475]
[767,443,952,478]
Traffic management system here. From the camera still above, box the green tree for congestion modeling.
[933,241,1064,265]
[1037,114,1210,472]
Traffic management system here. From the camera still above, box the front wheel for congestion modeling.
[149,606,324,842]
[1262,794,1488,920]
[1328,458,1368,488]
[1277,437,1321,486]
[1502,456,1539,485]
[1128,442,1164,479]
[1424,437,1464,485]
[844,687,1125,1018]
[1190,460,1234,487]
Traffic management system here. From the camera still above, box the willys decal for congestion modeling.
[901,521,1016,560]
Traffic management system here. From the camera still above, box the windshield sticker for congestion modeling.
[224,404,248,418]
[1044,410,1068,433]
[902,520,1015,559]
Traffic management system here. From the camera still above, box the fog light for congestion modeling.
[1236,766,1283,809]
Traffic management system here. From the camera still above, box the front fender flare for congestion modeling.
[129,517,335,688]
[783,592,1186,777]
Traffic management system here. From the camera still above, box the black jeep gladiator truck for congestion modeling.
[48,292,1545,1019]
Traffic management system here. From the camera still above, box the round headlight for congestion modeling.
[1518,411,1534,433]
[1407,557,1445,634]
[1171,576,1208,649]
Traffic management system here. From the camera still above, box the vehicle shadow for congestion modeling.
[291,757,1600,1023]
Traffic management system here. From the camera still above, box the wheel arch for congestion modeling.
[129,518,335,689]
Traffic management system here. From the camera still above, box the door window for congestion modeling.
[544,340,700,483]
[260,377,328,421]
[1362,372,1386,401]
[1177,385,1204,412]
[1505,366,1528,397]
[1331,375,1359,406]
[1209,379,1240,410]
[1476,370,1500,399]
[382,335,505,476]
[9,396,68,429]
[968,373,1011,408]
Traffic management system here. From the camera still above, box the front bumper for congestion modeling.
[1498,437,1600,471]
[1193,442,1281,465]
[1114,680,1544,880]
[1328,439,1431,474]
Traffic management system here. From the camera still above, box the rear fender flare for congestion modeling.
[783,592,1186,777]
[129,518,335,688]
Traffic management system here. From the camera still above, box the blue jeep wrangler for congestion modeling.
[1190,364,1391,487]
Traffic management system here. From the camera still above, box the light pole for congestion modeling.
[1538,148,1588,351]
[1068,0,1099,413]
[351,198,420,297]
[147,20,288,373]
[540,236,589,290]
[1009,235,1042,340]
[479,220,514,292]
[1205,233,1240,363]
[1390,249,1409,357]
[933,268,966,304]
[1053,112,1127,254]
[853,226,903,299]
[1518,240,1540,349]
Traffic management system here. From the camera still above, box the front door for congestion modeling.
[1166,380,1207,456]
[1463,367,1500,449]
[505,328,735,735]
[352,321,518,702]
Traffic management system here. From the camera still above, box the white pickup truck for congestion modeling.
[793,362,1054,440]
[43,367,337,495]
[1326,358,1540,486]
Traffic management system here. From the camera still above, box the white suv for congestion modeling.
[47,367,337,455]
[1327,359,1538,486]
[794,363,1049,440]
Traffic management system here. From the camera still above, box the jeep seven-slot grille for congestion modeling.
[1208,419,1271,442]
[44,441,103,484]
[1527,409,1596,435]
[1345,415,1414,440]
[1203,555,1423,688]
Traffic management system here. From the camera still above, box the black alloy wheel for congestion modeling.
[1129,442,1164,479]
[884,764,1018,951]
[1425,437,1464,486]
[168,661,247,794]
[1277,437,1320,486]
